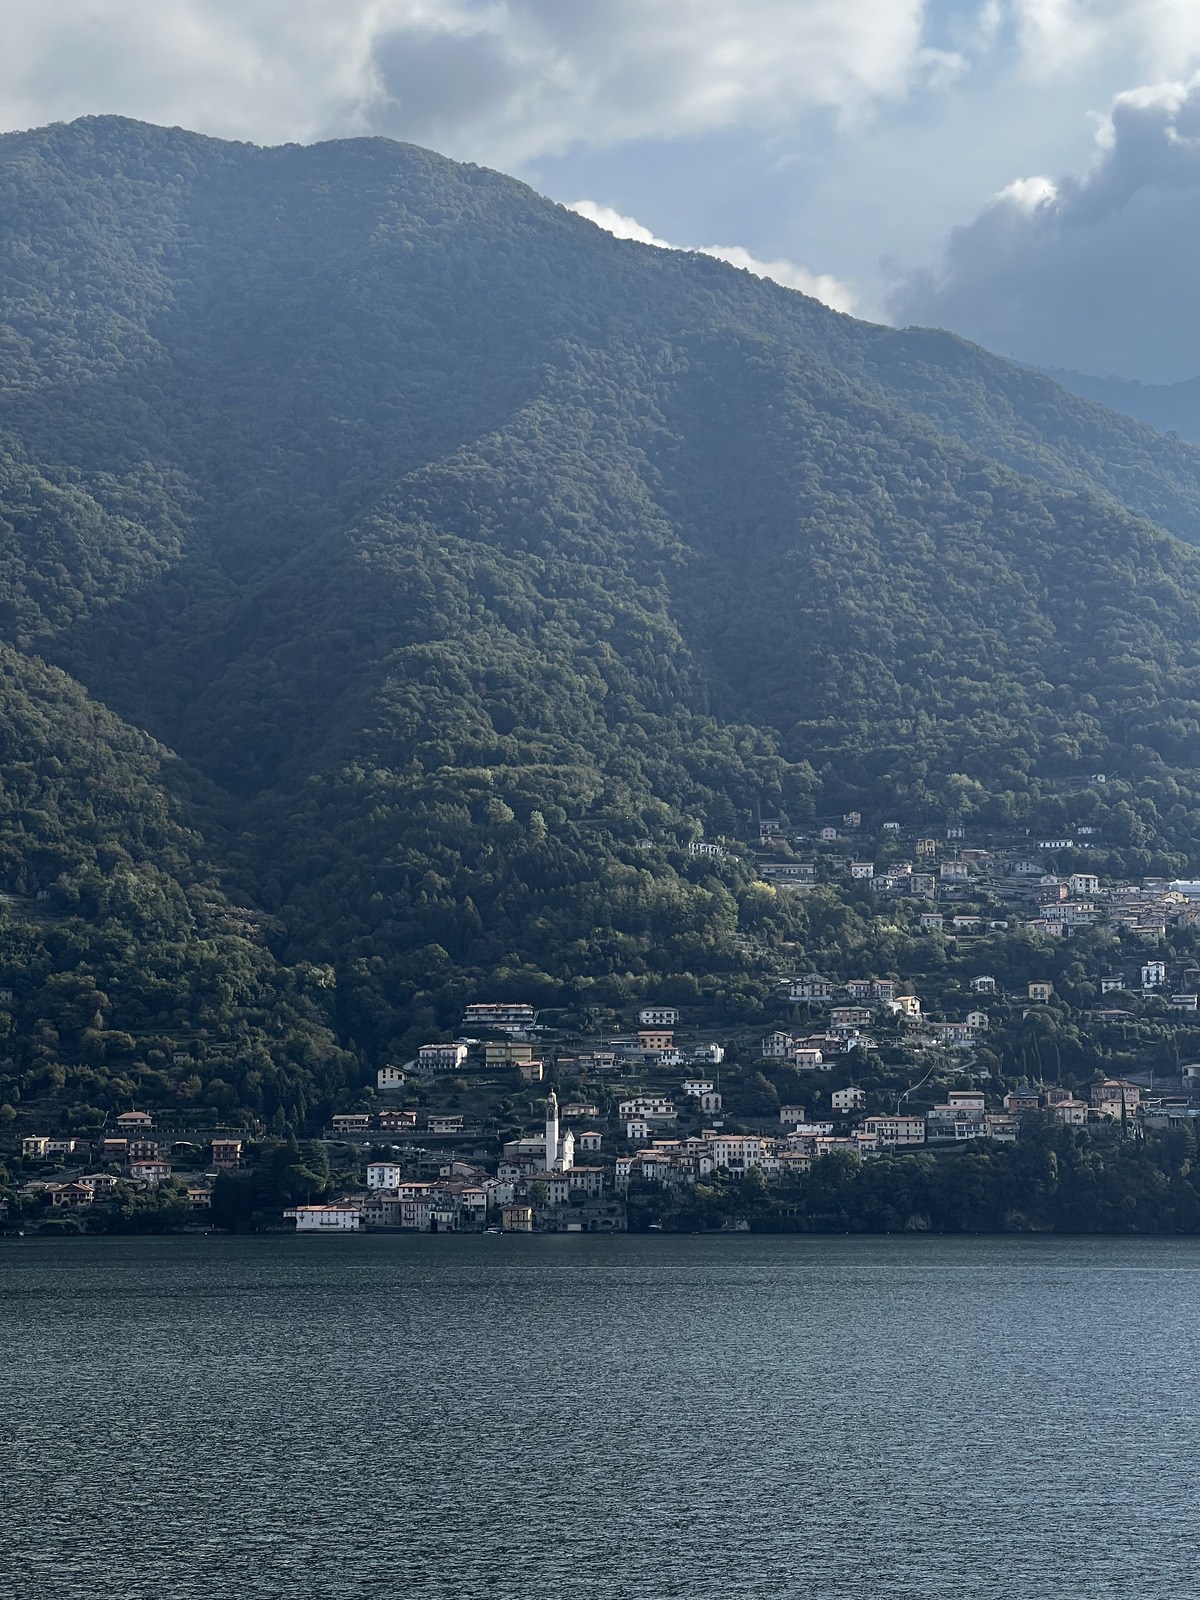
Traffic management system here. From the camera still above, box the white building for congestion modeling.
[793,1047,824,1069]
[761,862,815,884]
[377,1064,408,1090]
[786,976,834,1001]
[761,1031,794,1058]
[417,1042,469,1073]
[130,1161,171,1184]
[366,1162,402,1190]
[691,1042,725,1064]
[638,1007,679,1027]
[925,1021,981,1048]
[699,1090,722,1115]
[844,978,895,1003]
[832,1087,866,1112]
[463,1002,535,1029]
[682,1078,714,1097]
[618,1097,676,1120]
[861,1114,925,1146]
[783,1122,834,1141]
[889,996,921,1018]
[625,1119,653,1143]
[286,1202,363,1231]
[709,1136,777,1173]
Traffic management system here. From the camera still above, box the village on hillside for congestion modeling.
[10,805,1200,1233]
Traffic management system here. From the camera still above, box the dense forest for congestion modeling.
[4,116,1200,1131]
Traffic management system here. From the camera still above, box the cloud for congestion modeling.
[567,201,858,314]
[366,1,940,164]
[566,201,675,250]
[0,1,935,157]
[11,2,1200,162]
[890,77,1200,382]
[1010,1,1200,83]
[689,245,859,314]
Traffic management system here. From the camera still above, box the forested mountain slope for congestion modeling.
[1045,368,1200,448]
[0,639,352,1128]
[4,116,1200,1097]
[828,328,1200,542]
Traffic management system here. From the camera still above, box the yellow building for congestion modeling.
[486,1042,534,1065]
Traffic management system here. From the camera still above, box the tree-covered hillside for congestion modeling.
[1046,368,1200,449]
[5,116,1200,1113]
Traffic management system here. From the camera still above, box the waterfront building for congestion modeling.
[285,1202,363,1231]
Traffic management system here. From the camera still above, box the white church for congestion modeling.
[544,1090,574,1171]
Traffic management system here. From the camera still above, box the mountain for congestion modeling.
[4,115,1200,1116]
[1043,368,1200,448]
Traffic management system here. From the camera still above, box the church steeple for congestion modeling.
[545,1090,560,1172]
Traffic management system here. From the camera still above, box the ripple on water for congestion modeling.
[2,1232,1197,1600]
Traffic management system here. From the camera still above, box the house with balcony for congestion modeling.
[861,1114,925,1146]
[785,975,835,1001]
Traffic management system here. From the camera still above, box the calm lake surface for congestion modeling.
[3,1232,1198,1599]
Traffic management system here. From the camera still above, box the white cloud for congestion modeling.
[366,0,943,162]
[0,1,381,144]
[567,201,674,250]
[890,76,1200,380]
[992,174,1059,211]
[0,1,934,157]
[696,245,859,314]
[567,201,858,314]
[1011,1,1200,82]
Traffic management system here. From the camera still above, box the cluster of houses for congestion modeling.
[768,956,1200,1067]
[760,823,1200,952]
[1025,877,1200,943]
[615,1074,1187,1189]
[765,972,997,1062]
[377,1005,725,1097]
[19,1110,241,1212]
[288,1088,626,1233]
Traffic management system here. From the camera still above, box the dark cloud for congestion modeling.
[891,84,1200,383]
[370,28,522,144]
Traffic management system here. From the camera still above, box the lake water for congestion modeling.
[2,1233,1198,1599]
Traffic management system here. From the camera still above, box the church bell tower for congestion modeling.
[545,1090,560,1172]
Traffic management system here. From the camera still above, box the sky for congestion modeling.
[5,2,1200,381]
